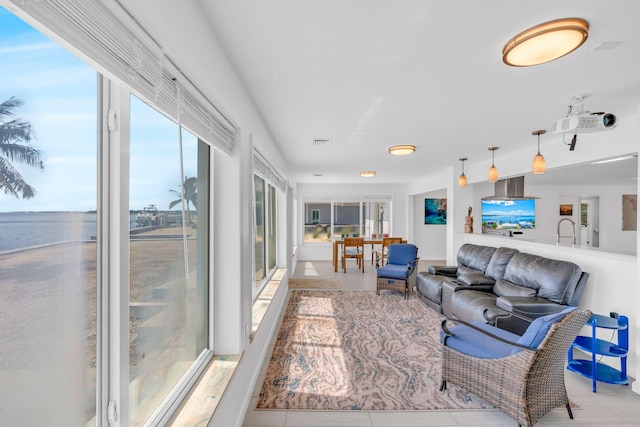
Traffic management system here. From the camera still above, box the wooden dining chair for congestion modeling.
[342,237,365,273]
[373,237,403,266]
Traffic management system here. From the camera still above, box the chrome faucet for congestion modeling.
[556,218,576,245]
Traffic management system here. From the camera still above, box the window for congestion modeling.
[267,183,277,271]
[129,95,210,425]
[0,8,98,424]
[303,198,391,243]
[334,202,361,237]
[254,175,266,284]
[253,174,277,295]
[363,200,390,237]
[304,202,332,242]
[1,2,233,424]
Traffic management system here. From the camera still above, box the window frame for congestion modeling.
[252,172,279,298]
[103,80,217,427]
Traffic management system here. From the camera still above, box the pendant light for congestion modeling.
[458,157,468,188]
[487,147,499,183]
[531,129,547,174]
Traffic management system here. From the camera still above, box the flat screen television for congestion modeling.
[481,199,535,230]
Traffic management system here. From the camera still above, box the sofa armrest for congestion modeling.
[440,281,495,319]
[427,265,458,277]
[496,296,568,318]
[453,284,494,293]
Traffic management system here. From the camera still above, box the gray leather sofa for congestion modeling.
[416,243,589,334]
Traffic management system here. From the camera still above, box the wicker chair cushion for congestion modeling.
[377,264,409,280]
[439,321,521,358]
[386,244,418,265]
[512,306,577,354]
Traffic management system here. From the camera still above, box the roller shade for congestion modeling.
[254,149,287,192]
[8,0,236,154]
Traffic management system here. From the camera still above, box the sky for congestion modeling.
[0,7,198,212]
[481,199,535,217]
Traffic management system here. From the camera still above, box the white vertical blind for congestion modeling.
[9,0,236,154]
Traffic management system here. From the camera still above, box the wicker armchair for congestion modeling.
[440,307,592,427]
[376,243,419,300]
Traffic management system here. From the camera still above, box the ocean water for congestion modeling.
[481,214,536,228]
[0,212,99,251]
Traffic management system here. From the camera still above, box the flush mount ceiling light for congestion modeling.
[503,18,589,67]
[388,145,416,156]
[531,129,547,174]
[360,171,376,177]
[487,147,499,183]
[458,157,468,188]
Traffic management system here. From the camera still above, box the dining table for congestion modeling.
[331,237,406,272]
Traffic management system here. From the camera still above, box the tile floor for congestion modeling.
[242,260,640,427]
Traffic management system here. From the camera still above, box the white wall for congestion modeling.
[413,189,447,260]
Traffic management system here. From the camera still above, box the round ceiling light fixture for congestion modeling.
[360,171,376,177]
[502,18,589,67]
[388,145,416,156]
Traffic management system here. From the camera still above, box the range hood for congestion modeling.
[483,176,539,200]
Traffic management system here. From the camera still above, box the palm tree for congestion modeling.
[0,97,43,199]
[169,176,197,210]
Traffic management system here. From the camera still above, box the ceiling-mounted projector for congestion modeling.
[550,95,617,134]
[550,111,616,134]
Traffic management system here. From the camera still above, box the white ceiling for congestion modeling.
[196,0,640,185]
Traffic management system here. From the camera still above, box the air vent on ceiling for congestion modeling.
[312,138,331,146]
[591,41,624,51]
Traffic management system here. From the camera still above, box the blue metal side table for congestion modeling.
[567,313,628,392]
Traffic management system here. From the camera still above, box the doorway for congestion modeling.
[579,197,600,247]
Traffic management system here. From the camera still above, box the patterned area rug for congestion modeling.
[256,290,494,411]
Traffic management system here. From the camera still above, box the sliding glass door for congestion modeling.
[129,95,210,425]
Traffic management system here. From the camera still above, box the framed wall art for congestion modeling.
[425,198,446,224]
[559,204,573,216]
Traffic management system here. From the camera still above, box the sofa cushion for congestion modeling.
[457,273,496,286]
[493,279,537,297]
[456,244,496,274]
[456,265,482,276]
[484,247,519,281]
[512,306,578,354]
[503,253,582,304]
